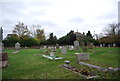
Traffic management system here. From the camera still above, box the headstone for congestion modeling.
[113,43,116,47]
[80,41,85,47]
[50,52,54,57]
[87,42,94,49]
[108,44,110,47]
[61,46,67,54]
[69,46,73,50]
[43,46,47,49]
[59,46,62,49]
[51,46,56,52]
[100,44,102,47]
[103,44,105,47]
[25,46,28,49]
[74,40,80,51]
[56,44,59,49]
[75,53,89,63]
[15,42,20,51]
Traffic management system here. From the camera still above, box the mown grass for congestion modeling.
[2,47,120,79]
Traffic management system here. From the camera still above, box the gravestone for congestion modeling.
[15,42,20,51]
[51,46,56,52]
[43,46,47,49]
[108,44,110,47]
[80,41,85,47]
[103,44,105,47]
[61,46,67,54]
[56,44,59,49]
[87,42,93,49]
[50,52,54,57]
[75,53,89,63]
[69,46,73,50]
[59,46,62,49]
[100,44,102,47]
[113,43,116,47]
[74,40,80,51]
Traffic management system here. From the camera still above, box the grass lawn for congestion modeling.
[2,47,120,79]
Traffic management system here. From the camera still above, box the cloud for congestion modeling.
[0,0,118,39]
[70,17,84,23]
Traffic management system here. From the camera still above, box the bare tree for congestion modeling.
[104,23,119,37]
[103,23,120,46]
[30,25,46,42]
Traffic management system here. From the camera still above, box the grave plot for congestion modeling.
[79,62,120,73]
[59,61,99,79]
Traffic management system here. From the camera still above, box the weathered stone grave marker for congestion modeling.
[69,45,74,50]
[15,42,20,51]
[100,44,102,47]
[74,40,80,51]
[56,44,59,49]
[59,46,62,49]
[61,46,67,54]
[75,53,89,64]
[87,42,93,49]
[50,52,54,57]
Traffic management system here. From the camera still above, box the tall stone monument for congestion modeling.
[74,40,80,51]
[87,42,94,49]
[0,27,8,69]
[15,42,20,51]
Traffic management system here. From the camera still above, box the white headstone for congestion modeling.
[74,40,80,51]
[100,44,102,47]
[61,46,67,54]
[43,46,47,49]
[69,46,73,50]
[108,44,110,47]
[103,44,105,47]
[59,46,62,49]
[15,42,20,51]
[50,52,54,56]
[113,43,116,47]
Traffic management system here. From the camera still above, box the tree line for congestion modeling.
[2,22,120,47]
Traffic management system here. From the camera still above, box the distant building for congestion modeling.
[6,34,18,39]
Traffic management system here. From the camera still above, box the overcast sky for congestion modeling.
[0,0,119,39]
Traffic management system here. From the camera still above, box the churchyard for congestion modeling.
[2,47,119,79]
